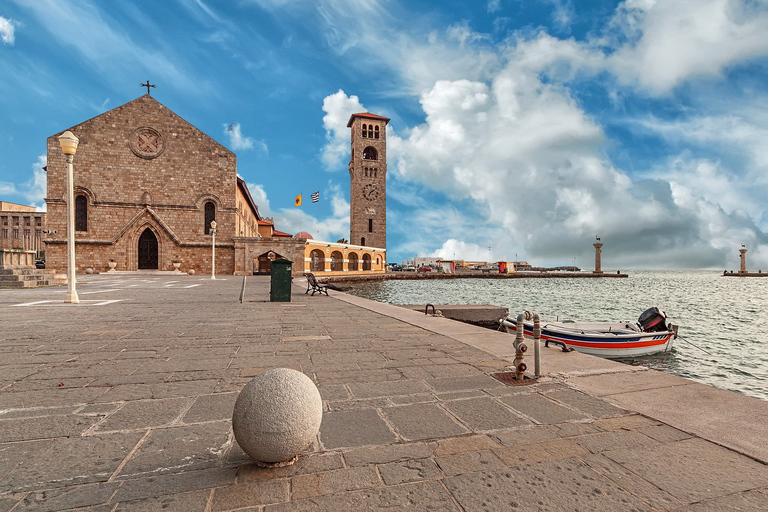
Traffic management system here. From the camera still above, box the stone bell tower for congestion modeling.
[347,112,389,250]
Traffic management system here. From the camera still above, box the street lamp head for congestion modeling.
[58,130,80,156]
[210,220,217,230]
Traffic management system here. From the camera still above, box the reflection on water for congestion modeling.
[346,270,768,401]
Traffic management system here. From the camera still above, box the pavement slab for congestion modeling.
[265,480,459,512]
[444,458,656,512]
[2,275,767,511]
[112,467,238,503]
[319,409,398,449]
[603,437,768,503]
[114,489,211,512]
[381,403,470,441]
[115,422,232,478]
[2,431,145,492]
[442,396,532,431]
[11,481,120,512]
[498,392,590,424]
[93,397,193,431]
[0,414,98,443]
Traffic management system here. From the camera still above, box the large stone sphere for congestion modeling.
[232,368,323,464]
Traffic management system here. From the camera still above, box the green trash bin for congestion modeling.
[270,258,293,302]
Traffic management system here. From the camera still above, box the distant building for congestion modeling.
[0,202,45,255]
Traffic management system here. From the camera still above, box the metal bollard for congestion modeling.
[513,313,527,380]
[529,312,541,377]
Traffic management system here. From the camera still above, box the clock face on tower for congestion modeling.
[363,184,380,201]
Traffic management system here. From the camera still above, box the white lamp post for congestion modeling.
[58,130,80,304]
[210,220,217,279]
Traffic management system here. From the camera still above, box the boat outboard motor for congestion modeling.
[638,307,668,332]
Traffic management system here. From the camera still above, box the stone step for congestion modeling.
[0,279,67,288]
[0,268,68,288]
[0,268,40,275]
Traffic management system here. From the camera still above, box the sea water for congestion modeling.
[345,270,768,401]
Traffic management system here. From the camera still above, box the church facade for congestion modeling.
[44,95,387,276]
[45,94,299,275]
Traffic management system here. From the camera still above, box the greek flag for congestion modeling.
[311,191,320,203]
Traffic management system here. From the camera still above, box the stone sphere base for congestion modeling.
[232,368,323,464]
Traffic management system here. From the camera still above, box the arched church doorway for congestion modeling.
[138,228,158,269]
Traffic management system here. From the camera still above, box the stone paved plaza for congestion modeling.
[1,274,767,511]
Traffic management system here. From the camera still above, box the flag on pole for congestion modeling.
[294,194,303,206]
[311,191,320,203]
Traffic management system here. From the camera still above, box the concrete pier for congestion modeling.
[0,275,766,511]
[400,304,509,329]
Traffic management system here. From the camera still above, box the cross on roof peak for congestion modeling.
[140,81,156,95]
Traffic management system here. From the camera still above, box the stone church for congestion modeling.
[44,94,388,276]
[45,94,297,275]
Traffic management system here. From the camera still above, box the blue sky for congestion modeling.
[2,0,768,269]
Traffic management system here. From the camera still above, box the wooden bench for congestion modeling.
[303,273,329,296]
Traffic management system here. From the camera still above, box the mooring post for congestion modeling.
[531,312,541,377]
[513,313,527,380]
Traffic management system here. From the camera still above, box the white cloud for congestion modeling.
[378,36,767,267]
[321,90,365,169]
[431,239,496,262]
[245,182,272,216]
[0,16,15,45]
[24,155,47,208]
[0,155,47,209]
[225,123,267,153]
[607,0,768,94]
[247,181,349,242]
[11,1,210,98]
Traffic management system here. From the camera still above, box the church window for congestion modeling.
[362,124,368,138]
[361,237,366,246]
[75,195,88,232]
[204,201,216,234]
[368,219,373,233]
[374,125,379,139]
[362,147,378,160]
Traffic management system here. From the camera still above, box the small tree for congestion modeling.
[336,238,349,244]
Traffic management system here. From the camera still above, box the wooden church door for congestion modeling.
[138,228,158,269]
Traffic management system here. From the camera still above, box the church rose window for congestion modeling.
[129,127,165,159]
[75,195,88,232]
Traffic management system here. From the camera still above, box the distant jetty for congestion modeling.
[722,246,765,276]
[722,270,768,277]
[323,270,628,285]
